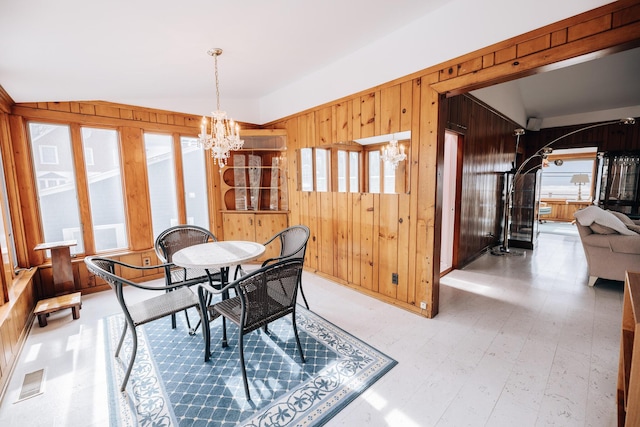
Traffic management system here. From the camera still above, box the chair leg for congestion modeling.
[171,312,177,329]
[121,326,138,392]
[115,321,128,358]
[298,277,310,309]
[292,313,305,363]
[239,331,251,400]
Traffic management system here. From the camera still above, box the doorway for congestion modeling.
[440,131,461,274]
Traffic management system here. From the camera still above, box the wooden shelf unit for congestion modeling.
[220,129,288,212]
[618,271,640,426]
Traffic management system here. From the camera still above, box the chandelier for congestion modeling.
[198,48,243,167]
[381,138,406,169]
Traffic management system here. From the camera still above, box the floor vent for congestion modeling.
[15,368,45,402]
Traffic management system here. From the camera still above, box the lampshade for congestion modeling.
[570,173,590,184]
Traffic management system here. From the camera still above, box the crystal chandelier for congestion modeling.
[381,138,406,169]
[198,48,243,167]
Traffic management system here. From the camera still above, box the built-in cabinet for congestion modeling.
[596,151,640,218]
[220,129,289,261]
[222,212,288,261]
[220,130,288,212]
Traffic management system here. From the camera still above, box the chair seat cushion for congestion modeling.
[129,286,199,326]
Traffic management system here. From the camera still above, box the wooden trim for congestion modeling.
[0,86,14,114]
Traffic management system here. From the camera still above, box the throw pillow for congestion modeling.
[574,205,636,236]
[626,224,640,234]
[609,210,635,226]
[589,223,619,235]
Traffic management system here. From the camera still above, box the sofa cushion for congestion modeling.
[574,205,637,236]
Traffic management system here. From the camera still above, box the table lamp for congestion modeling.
[570,173,590,201]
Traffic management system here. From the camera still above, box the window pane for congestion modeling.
[315,149,329,192]
[349,152,359,193]
[81,127,128,252]
[145,133,179,239]
[540,159,594,200]
[337,151,347,192]
[28,122,83,254]
[181,137,209,227]
[383,160,396,194]
[300,148,314,191]
[0,149,16,271]
[368,151,381,194]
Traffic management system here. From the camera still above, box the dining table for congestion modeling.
[172,240,266,358]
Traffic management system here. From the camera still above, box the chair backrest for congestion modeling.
[265,225,310,264]
[84,256,132,294]
[155,225,216,263]
[236,258,303,332]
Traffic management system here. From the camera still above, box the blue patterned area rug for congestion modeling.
[104,305,397,426]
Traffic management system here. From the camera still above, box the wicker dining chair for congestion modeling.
[85,256,204,392]
[155,225,222,333]
[235,225,311,309]
[199,258,305,401]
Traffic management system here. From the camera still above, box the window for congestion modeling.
[300,148,314,191]
[368,151,381,193]
[297,132,409,194]
[81,127,128,252]
[349,151,360,192]
[28,122,84,254]
[144,133,179,239]
[540,156,596,200]
[336,150,361,193]
[337,151,347,192]
[315,148,329,192]
[180,136,209,227]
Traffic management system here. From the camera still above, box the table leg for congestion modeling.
[220,267,229,348]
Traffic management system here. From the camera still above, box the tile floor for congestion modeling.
[0,229,623,426]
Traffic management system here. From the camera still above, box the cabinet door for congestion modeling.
[255,213,288,261]
[223,213,256,241]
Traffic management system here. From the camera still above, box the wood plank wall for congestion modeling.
[525,121,640,156]
[444,95,519,267]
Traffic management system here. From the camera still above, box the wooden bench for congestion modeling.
[34,292,82,327]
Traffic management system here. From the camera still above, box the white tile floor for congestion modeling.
[0,230,622,426]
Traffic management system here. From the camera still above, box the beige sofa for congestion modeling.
[574,206,640,286]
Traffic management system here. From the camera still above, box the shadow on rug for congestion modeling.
[104,305,397,426]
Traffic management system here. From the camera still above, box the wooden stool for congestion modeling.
[34,292,82,327]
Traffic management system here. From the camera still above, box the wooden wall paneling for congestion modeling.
[307,193,319,270]
[405,78,422,308]
[336,192,349,281]
[416,73,440,317]
[359,92,377,139]
[397,193,411,303]
[372,194,381,293]
[205,140,223,239]
[8,114,43,267]
[318,192,334,275]
[380,84,401,135]
[316,106,333,146]
[335,101,351,143]
[119,127,153,251]
[351,98,361,141]
[70,124,94,254]
[400,81,413,132]
[284,118,301,227]
[378,193,399,299]
[350,193,361,286]
[359,193,375,291]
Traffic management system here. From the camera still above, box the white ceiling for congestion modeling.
[0,0,634,127]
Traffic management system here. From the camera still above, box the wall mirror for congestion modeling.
[298,131,410,194]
